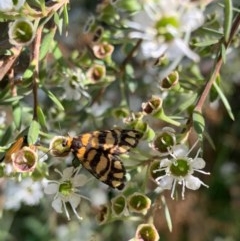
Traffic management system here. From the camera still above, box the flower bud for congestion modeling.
[111,195,128,216]
[49,136,70,157]
[135,223,159,241]
[154,54,169,66]
[149,160,162,181]
[127,192,151,215]
[151,127,176,155]
[12,146,38,172]
[160,71,179,90]
[123,112,155,141]
[86,64,106,83]
[142,96,162,115]
[96,204,110,224]
[92,42,114,59]
[8,18,35,46]
[92,26,104,43]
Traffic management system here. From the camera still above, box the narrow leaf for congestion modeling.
[12,103,22,130]
[161,195,172,232]
[224,0,233,42]
[193,39,219,47]
[0,96,23,104]
[193,111,205,137]
[23,67,34,79]
[28,120,40,145]
[213,80,234,120]
[46,90,64,111]
[37,106,47,128]
[63,3,69,26]
[178,93,198,112]
[221,43,226,63]
[40,30,55,60]
[0,125,14,145]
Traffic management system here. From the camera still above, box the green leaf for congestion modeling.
[221,43,226,63]
[202,27,223,35]
[193,39,219,47]
[63,3,69,26]
[23,65,35,79]
[0,87,10,101]
[37,106,47,128]
[161,195,172,232]
[224,0,233,42]
[54,12,63,35]
[193,111,205,137]
[39,30,55,60]
[28,120,40,145]
[0,125,14,146]
[213,80,234,120]
[178,93,198,112]
[52,43,63,60]
[12,103,22,130]
[0,96,23,105]
[46,90,64,111]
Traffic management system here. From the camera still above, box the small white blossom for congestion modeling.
[44,166,89,220]
[4,178,45,210]
[62,68,90,101]
[0,0,25,12]
[127,0,204,61]
[154,144,210,199]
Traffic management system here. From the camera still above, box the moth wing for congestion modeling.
[88,129,142,154]
[76,148,126,190]
[109,129,142,155]
[0,136,28,163]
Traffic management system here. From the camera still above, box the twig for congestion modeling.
[195,13,240,113]
[0,46,22,81]
[31,26,43,121]
[119,39,142,73]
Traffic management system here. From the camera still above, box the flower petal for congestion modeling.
[44,183,58,195]
[158,175,174,190]
[191,158,206,169]
[72,174,88,187]
[52,197,63,213]
[69,194,81,209]
[172,144,188,157]
[62,167,74,179]
[160,158,171,168]
[185,175,202,190]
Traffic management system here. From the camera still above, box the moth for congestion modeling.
[0,136,28,163]
[62,129,142,190]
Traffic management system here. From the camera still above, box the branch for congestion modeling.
[31,26,43,121]
[0,46,22,81]
[195,13,240,113]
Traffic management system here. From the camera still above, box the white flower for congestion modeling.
[0,0,25,11]
[62,68,90,101]
[154,144,210,199]
[127,0,204,61]
[44,167,89,220]
[4,178,45,210]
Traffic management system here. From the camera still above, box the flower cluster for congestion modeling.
[4,178,45,210]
